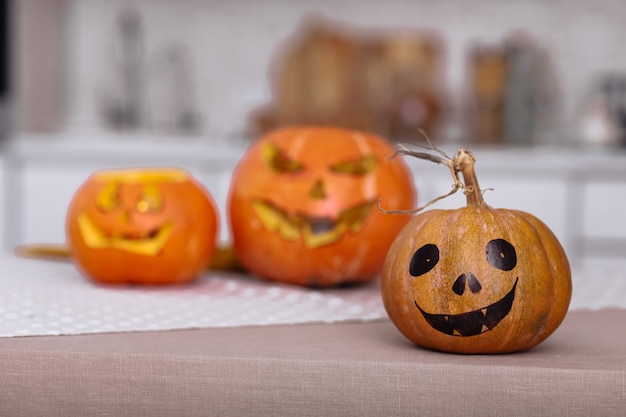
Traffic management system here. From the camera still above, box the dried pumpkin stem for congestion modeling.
[379,143,485,214]
[452,148,485,207]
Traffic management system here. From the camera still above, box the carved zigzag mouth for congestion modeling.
[77,214,174,256]
[414,278,518,337]
[251,199,375,248]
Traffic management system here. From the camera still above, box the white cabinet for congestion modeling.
[3,135,626,269]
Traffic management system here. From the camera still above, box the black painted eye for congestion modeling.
[486,239,517,271]
[410,244,439,277]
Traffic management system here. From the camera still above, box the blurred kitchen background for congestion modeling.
[2,0,626,269]
[10,0,626,145]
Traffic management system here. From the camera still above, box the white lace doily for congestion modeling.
[0,255,624,337]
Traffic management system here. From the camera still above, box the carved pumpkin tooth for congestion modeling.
[251,200,284,232]
[339,200,375,233]
[278,222,301,241]
[303,228,343,248]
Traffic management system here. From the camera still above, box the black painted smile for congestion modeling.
[415,278,518,337]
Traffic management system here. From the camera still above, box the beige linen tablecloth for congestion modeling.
[1,254,625,416]
[1,309,625,417]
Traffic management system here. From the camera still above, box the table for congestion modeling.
[1,309,624,417]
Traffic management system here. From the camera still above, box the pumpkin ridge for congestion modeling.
[511,209,571,342]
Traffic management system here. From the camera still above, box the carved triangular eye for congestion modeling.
[137,185,163,213]
[96,182,120,211]
[330,155,377,175]
[262,143,304,173]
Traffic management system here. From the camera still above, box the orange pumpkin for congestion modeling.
[227,126,417,286]
[66,167,218,285]
[381,148,572,354]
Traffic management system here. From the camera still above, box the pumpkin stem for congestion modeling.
[378,141,486,215]
[452,148,485,207]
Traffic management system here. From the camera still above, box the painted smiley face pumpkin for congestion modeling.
[227,126,417,287]
[66,167,218,285]
[381,148,572,354]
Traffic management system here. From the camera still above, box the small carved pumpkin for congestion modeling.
[228,126,416,286]
[381,148,571,354]
[66,167,218,285]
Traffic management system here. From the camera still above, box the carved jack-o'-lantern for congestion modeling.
[381,147,572,354]
[66,167,218,285]
[228,126,417,286]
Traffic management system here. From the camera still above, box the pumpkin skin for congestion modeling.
[381,149,572,354]
[228,126,416,287]
[66,167,219,285]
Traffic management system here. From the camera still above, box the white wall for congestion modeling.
[63,0,626,143]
